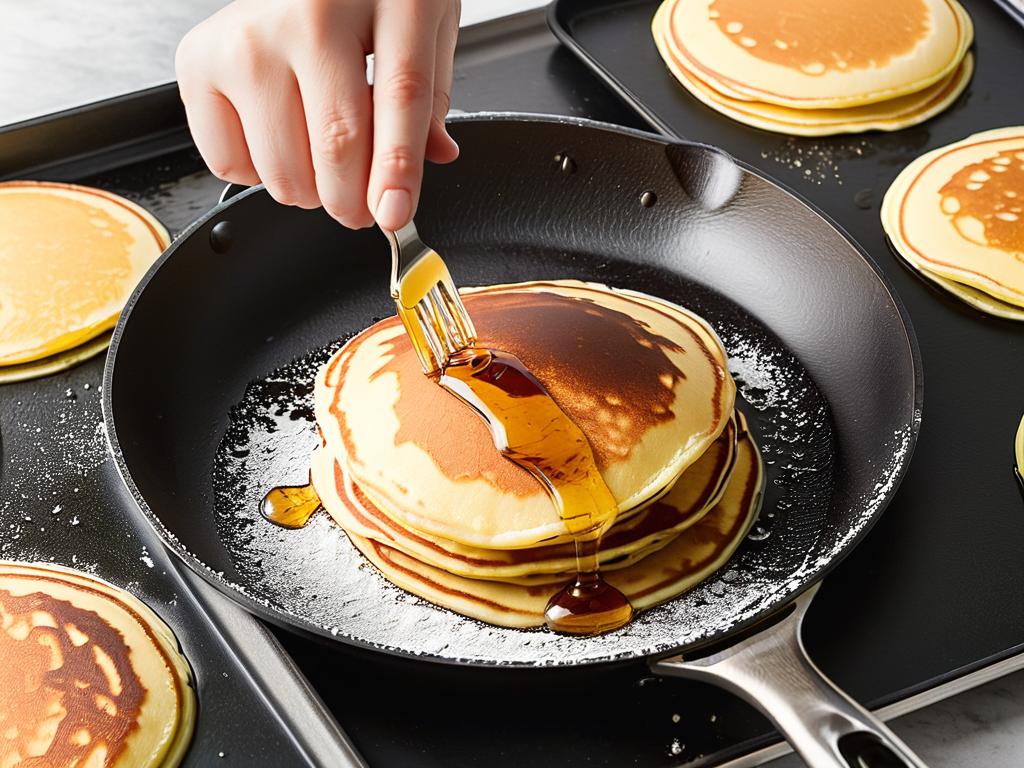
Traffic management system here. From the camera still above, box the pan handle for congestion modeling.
[650,584,926,768]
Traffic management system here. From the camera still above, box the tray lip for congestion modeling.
[0,82,191,181]
[0,82,180,135]
[547,0,679,138]
[102,109,922,669]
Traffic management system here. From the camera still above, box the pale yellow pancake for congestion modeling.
[312,416,738,580]
[0,182,169,367]
[316,280,736,549]
[904,259,1024,321]
[883,127,1024,309]
[883,150,1024,322]
[344,414,762,629]
[652,0,972,136]
[0,562,194,768]
[659,0,972,109]
[0,331,113,384]
[889,234,1024,320]
[351,378,738,541]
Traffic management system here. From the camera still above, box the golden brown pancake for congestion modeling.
[0,562,194,768]
[342,414,762,629]
[316,281,736,549]
[659,0,972,109]
[905,261,1024,321]
[0,182,168,368]
[311,415,738,580]
[710,0,930,74]
[311,280,760,630]
[652,1,973,137]
[882,127,1024,311]
[883,137,1024,320]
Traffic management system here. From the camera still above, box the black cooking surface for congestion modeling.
[1,6,1022,767]
[548,0,1024,708]
[278,634,777,766]
[281,8,1022,765]
[284,4,1024,766]
[0,146,332,765]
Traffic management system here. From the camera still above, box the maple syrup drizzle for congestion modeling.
[262,329,635,633]
[261,475,322,529]
[439,346,633,635]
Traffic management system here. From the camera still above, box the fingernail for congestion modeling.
[446,132,460,158]
[375,188,412,230]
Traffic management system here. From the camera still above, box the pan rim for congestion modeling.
[101,111,923,667]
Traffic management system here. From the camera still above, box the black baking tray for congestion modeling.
[0,94,363,768]
[3,6,1023,768]
[272,9,1024,767]
[547,0,1024,756]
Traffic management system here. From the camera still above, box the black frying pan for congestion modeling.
[104,114,923,767]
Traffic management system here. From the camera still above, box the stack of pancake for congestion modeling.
[0,181,168,382]
[312,280,763,629]
[0,562,194,767]
[882,127,1024,321]
[652,0,973,136]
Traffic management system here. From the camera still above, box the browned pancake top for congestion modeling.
[708,0,930,75]
[369,290,700,496]
[939,148,1024,255]
[0,585,146,766]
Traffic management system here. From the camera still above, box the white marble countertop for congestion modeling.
[2,1,1022,765]
[0,0,545,124]
[766,669,1024,767]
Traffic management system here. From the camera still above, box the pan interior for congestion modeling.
[211,259,835,665]
[107,117,919,666]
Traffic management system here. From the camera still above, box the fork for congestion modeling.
[384,220,477,374]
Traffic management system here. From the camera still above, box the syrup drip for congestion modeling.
[261,476,322,529]
[439,347,633,635]
[542,533,634,635]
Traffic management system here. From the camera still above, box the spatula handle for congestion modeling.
[651,584,927,768]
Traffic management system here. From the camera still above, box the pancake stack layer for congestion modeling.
[882,127,1024,321]
[0,562,195,768]
[652,0,974,136]
[1016,414,1023,482]
[312,280,763,629]
[0,181,169,382]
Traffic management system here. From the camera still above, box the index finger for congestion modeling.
[368,1,442,230]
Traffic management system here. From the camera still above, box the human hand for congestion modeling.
[175,0,461,231]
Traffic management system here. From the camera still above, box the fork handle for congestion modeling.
[385,222,426,301]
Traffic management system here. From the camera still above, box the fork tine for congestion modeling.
[395,303,435,373]
[436,277,476,345]
[429,284,468,357]
[414,301,447,371]
[427,287,459,357]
